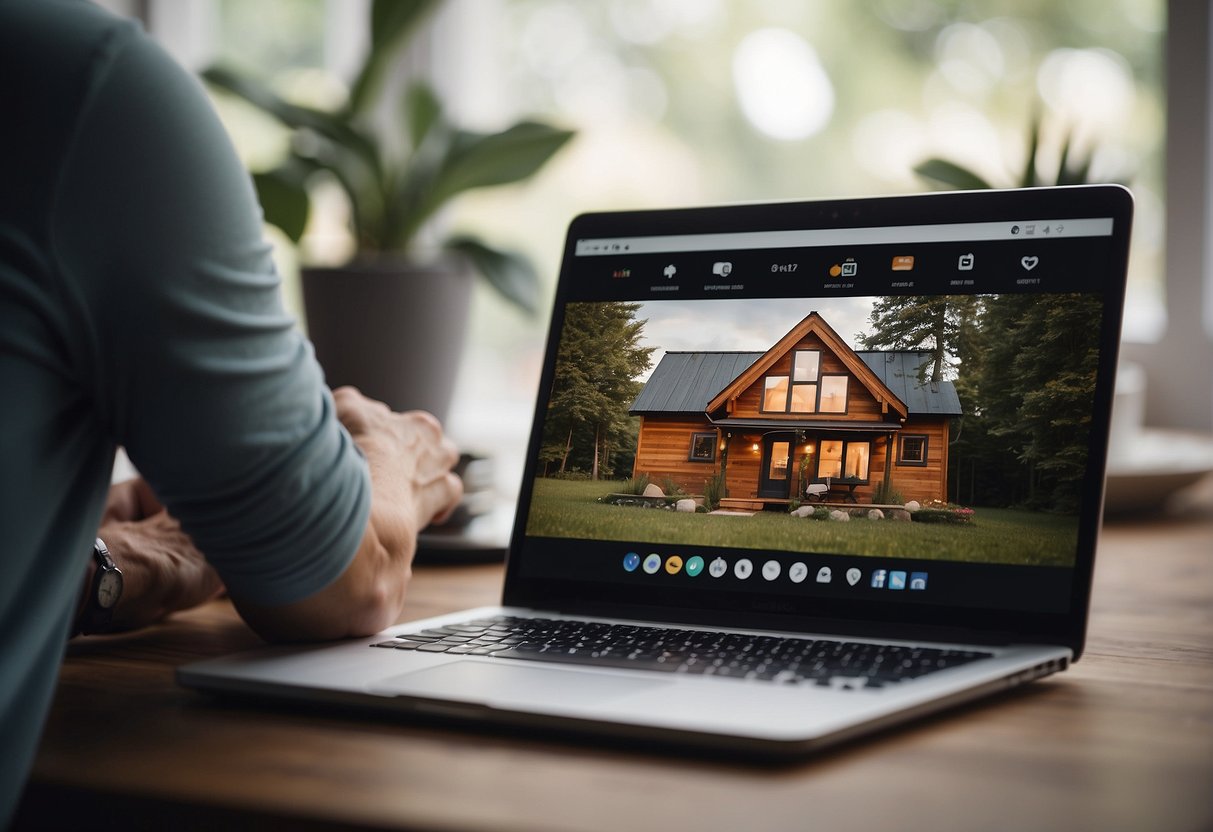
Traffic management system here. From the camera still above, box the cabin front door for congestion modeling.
[758,434,794,499]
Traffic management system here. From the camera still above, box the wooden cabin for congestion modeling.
[628,312,962,507]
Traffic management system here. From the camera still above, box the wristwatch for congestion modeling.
[75,537,123,636]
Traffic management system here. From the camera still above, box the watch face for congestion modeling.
[97,570,123,609]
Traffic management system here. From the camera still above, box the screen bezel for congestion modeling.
[502,185,1133,658]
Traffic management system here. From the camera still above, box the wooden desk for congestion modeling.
[17,508,1213,831]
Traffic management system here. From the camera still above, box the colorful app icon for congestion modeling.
[685,556,705,577]
[889,570,907,590]
[789,562,808,584]
[846,567,862,586]
[828,258,858,278]
[623,552,640,572]
[734,558,753,580]
[708,557,728,578]
[910,572,928,590]
[762,560,781,581]
[665,555,684,575]
[891,255,915,271]
[642,554,662,575]
[870,569,888,589]
[816,566,832,584]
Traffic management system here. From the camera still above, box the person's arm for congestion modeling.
[234,387,462,641]
[52,22,460,637]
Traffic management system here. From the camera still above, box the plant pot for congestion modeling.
[301,258,473,424]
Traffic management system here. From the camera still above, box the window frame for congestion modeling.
[687,432,717,463]
[898,434,929,467]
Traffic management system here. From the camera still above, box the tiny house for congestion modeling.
[629,312,962,507]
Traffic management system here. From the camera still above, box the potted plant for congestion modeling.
[202,0,574,421]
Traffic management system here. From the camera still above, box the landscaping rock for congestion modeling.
[888,509,912,522]
[792,505,814,518]
[829,510,851,522]
[867,509,885,520]
[675,499,696,513]
[904,500,921,513]
[642,483,665,498]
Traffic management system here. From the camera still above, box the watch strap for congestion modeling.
[73,537,122,637]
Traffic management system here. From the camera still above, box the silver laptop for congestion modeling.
[179,185,1133,757]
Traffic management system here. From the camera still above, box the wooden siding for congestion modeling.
[729,333,888,423]
[888,417,950,504]
[634,416,951,504]
[632,416,721,495]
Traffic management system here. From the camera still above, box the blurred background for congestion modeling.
[97,0,1211,497]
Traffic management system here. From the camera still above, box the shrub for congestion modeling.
[620,473,650,495]
[661,477,686,497]
[872,480,905,506]
[702,471,726,511]
[551,469,591,481]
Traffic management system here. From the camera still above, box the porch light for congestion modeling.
[751,443,759,452]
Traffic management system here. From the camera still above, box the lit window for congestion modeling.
[763,376,789,411]
[819,440,843,478]
[792,350,820,382]
[818,439,870,481]
[819,376,848,413]
[845,442,870,479]
[768,441,790,480]
[789,383,817,412]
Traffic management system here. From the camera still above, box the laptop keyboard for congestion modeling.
[373,616,992,689]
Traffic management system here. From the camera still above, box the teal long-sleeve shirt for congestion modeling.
[0,0,371,821]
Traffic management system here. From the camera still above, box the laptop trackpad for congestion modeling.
[371,660,672,707]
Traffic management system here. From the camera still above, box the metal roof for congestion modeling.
[856,351,963,415]
[630,350,962,416]
[629,352,763,414]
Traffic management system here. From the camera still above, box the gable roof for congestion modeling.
[630,349,962,417]
[630,352,763,414]
[704,312,908,420]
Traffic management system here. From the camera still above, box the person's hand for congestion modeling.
[96,478,225,632]
[232,388,463,642]
[332,386,464,539]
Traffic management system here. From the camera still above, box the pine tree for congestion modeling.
[540,302,654,479]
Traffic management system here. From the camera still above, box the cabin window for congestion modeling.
[762,376,789,411]
[819,376,848,413]
[818,439,871,481]
[845,442,870,479]
[899,434,928,466]
[768,441,791,480]
[688,432,717,462]
[792,350,820,382]
[768,350,835,413]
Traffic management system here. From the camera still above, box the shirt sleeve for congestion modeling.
[48,22,370,605]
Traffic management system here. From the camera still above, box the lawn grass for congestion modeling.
[524,479,1078,566]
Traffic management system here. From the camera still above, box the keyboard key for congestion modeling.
[371,615,992,688]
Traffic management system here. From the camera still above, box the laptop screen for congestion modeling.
[507,187,1132,649]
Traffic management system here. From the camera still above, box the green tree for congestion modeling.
[858,295,980,382]
[541,302,654,480]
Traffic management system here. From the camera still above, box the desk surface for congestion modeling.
[18,507,1213,832]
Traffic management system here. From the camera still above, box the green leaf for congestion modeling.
[252,162,313,242]
[405,82,443,150]
[418,121,573,222]
[347,0,442,115]
[913,159,994,191]
[1020,112,1041,187]
[202,65,383,181]
[445,235,542,314]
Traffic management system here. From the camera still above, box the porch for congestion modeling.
[717,497,908,512]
